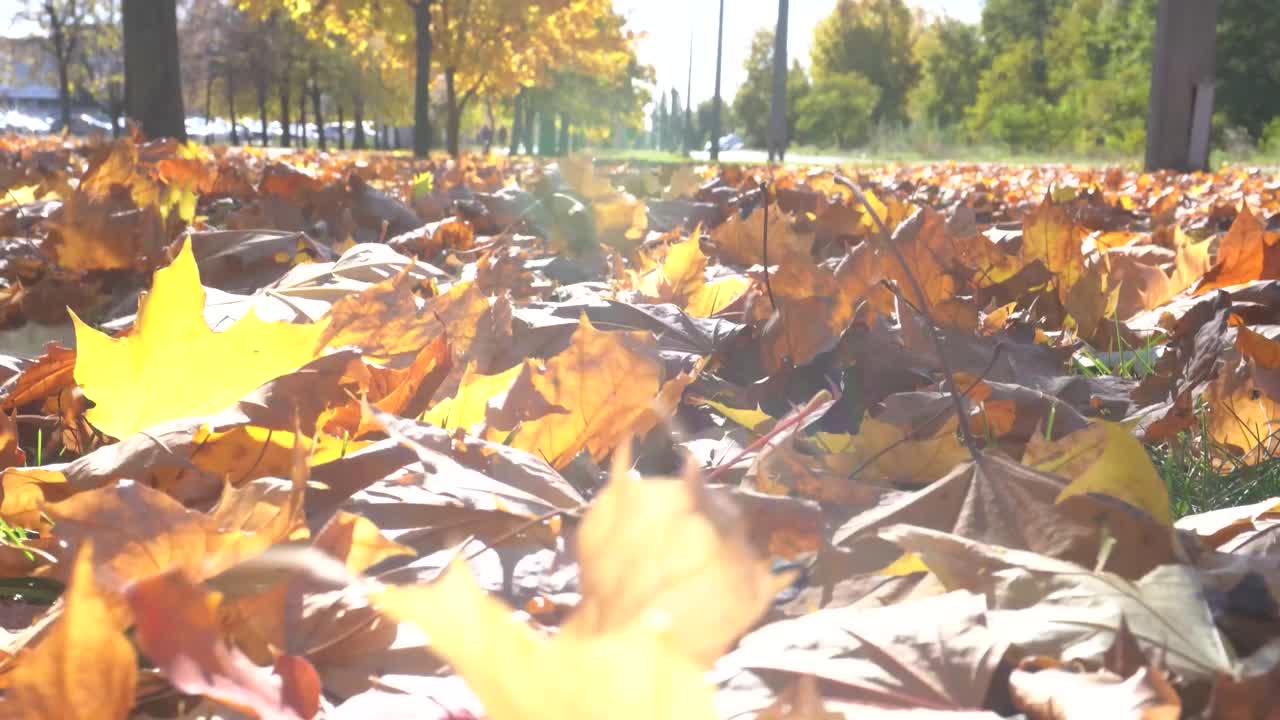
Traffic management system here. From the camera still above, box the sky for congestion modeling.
[614,0,984,107]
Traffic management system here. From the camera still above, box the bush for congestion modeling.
[795,71,880,148]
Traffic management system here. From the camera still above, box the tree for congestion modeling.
[732,30,809,148]
[908,17,984,129]
[767,0,789,162]
[797,72,879,147]
[123,0,185,140]
[980,0,1066,92]
[25,0,93,132]
[810,0,919,126]
[410,0,432,157]
[710,0,725,161]
[1216,0,1280,140]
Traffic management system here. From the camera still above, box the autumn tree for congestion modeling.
[123,0,186,140]
[810,0,919,126]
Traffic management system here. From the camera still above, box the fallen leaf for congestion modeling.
[125,568,318,720]
[2,542,137,719]
[72,237,327,439]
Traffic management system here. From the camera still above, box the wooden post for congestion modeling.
[1145,0,1218,172]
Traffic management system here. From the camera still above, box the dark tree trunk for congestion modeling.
[297,74,307,148]
[45,2,73,133]
[537,110,556,157]
[484,95,494,155]
[110,97,122,137]
[256,74,269,147]
[509,89,523,155]
[310,71,326,151]
[337,100,345,150]
[55,55,72,133]
[521,93,535,154]
[710,0,725,162]
[412,0,433,158]
[278,71,292,147]
[558,113,570,156]
[123,0,186,140]
[444,67,461,158]
[204,63,215,145]
[227,70,239,145]
[353,93,366,149]
[767,0,788,163]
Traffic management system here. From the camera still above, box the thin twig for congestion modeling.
[759,181,777,310]
[704,390,835,484]
[832,174,982,464]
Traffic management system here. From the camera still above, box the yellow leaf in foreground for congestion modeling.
[1023,421,1172,526]
[4,542,137,720]
[374,468,782,720]
[72,237,327,439]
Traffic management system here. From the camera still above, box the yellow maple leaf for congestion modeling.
[506,315,667,469]
[1023,421,1172,526]
[373,465,785,720]
[1019,195,1087,304]
[71,237,328,439]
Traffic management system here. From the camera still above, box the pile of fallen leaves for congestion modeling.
[1,131,1280,718]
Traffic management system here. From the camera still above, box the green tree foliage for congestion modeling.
[908,17,983,129]
[730,29,809,148]
[1216,0,1280,140]
[809,0,918,126]
[796,72,879,148]
[966,0,1157,153]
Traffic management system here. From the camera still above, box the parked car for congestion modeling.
[704,133,744,152]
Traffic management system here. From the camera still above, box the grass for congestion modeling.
[1153,439,1280,520]
[1151,401,1280,519]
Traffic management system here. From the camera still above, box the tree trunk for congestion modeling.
[509,89,523,155]
[537,110,556,157]
[123,0,186,140]
[256,74,269,147]
[353,93,366,149]
[110,96,122,138]
[310,71,326,151]
[412,0,433,158]
[337,100,346,150]
[444,67,461,158]
[46,3,73,133]
[521,94,535,154]
[710,0,725,162]
[204,62,215,145]
[767,0,788,164]
[297,74,307,148]
[227,70,239,145]
[558,113,570,156]
[484,95,494,155]
[279,71,292,147]
[1145,0,1219,172]
[55,57,72,133]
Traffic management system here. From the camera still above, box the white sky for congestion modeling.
[615,0,984,106]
